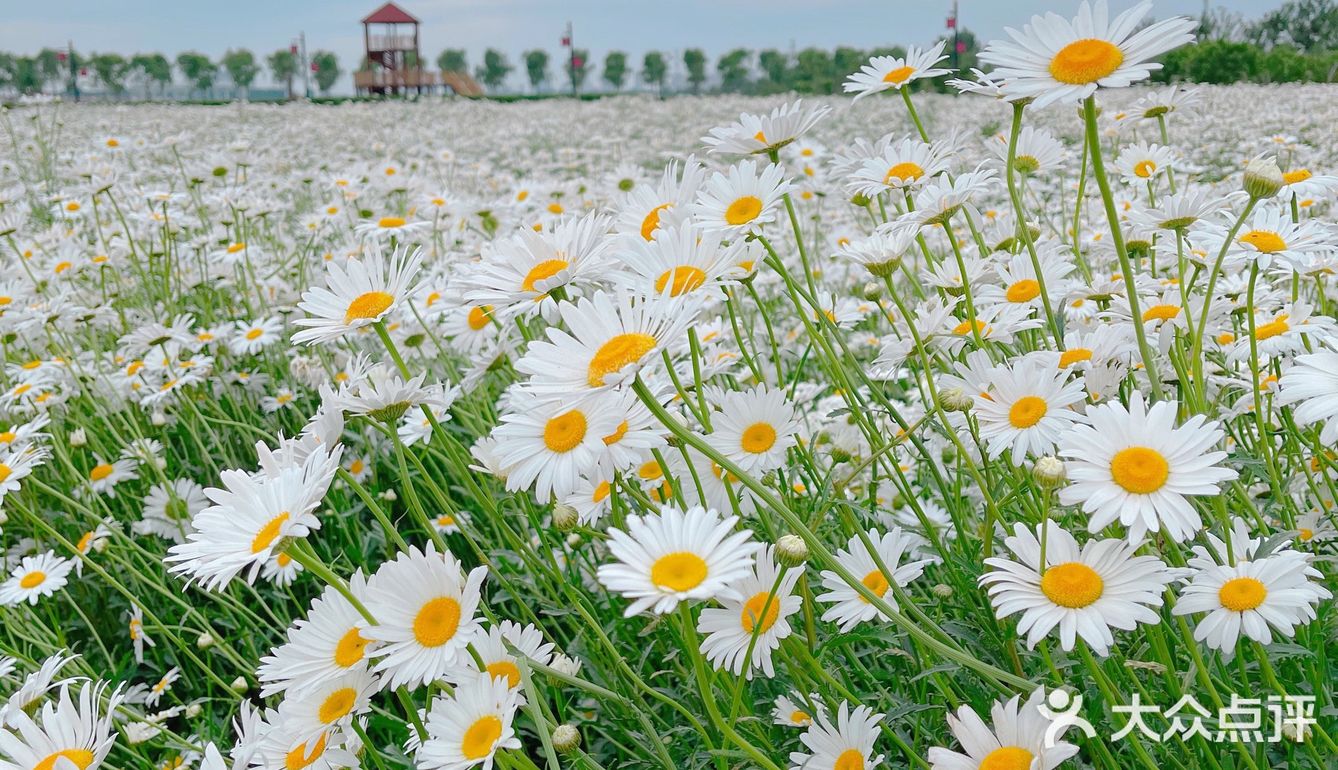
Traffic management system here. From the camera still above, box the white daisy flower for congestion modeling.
[0,682,122,770]
[257,573,378,698]
[696,545,802,678]
[0,551,73,606]
[705,384,800,475]
[291,244,422,345]
[974,360,1087,465]
[844,41,952,99]
[692,159,791,235]
[927,688,1079,770]
[417,673,522,770]
[787,701,884,770]
[1173,553,1331,653]
[817,528,931,631]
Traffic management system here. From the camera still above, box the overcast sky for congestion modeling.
[1,0,1288,93]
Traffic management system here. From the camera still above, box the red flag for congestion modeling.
[946,16,956,29]
[561,36,571,46]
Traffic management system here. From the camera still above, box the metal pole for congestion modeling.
[301,31,311,98]
[568,21,576,97]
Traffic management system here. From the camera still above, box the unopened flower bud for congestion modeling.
[938,387,973,412]
[1032,456,1067,488]
[229,676,248,693]
[565,533,582,549]
[198,632,216,649]
[552,504,579,532]
[931,583,953,598]
[186,703,203,718]
[150,411,167,426]
[552,724,581,754]
[69,428,87,447]
[1244,156,1284,199]
[861,281,882,301]
[776,534,809,568]
[379,489,398,502]
[850,193,871,207]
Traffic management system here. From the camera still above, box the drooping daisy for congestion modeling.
[927,688,1079,770]
[981,522,1178,654]
[144,667,180,708]
[705,385,800,475]
[291,245,422,345]
[0,551,73,606]
[980,0,1197,108]
[1278,341,1338,444]
[164,446,342,591]
[596,504,759,617]
[986,125,1068,176]
[0,682,122,770]
[514,290,698,396]
[696,545,802,678]
[257,573,378,698]
[362,543,488,689]
[1173,553,1332,653]
[0,652,80,726]
[788,701,884,770]
[844,41,952,99]
[1058,391,1237,542]
[692,160,791,235]
[773,692,825,728]
[128,605,154,664]
[0,446,47,509]
[84,455,138,497]
[974,361,1087,465]
[817,528,931,631]
[416,673,522,770]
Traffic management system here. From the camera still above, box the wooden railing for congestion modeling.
[354,69,438,90]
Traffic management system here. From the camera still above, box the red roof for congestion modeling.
[362,2,418,24]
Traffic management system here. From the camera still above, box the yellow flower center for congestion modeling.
[1283,169,1311,184]
[0,463,10,482]
[650,552,708,591]
[317,687,357,724]
[641,204,672,240]
[860,569,890,602]
[952,319,987,336]
[1041,562,1104,608]
[1254,314,1290,341]
[461,715,504,760]
[344,291,395,325]
[979,746,1036,770]
[741,423,777,454]
[251,512,290,554]
[1238,230,1287,253]
[789,709,811,725]
[724,196,763,226]
[1110,446,1169,494]
[35,750,96,770]
[1219,576,1267,612]
[741,591,781,633]
[245,327,264,341]
[834,748,865,770]
[285,735,328,770]
[1049,38,1125,84]
[882,65,915,84]
[1005,279,1041,303]
[884,161,924,185]
[587,332,657,387]
[413,596,462,647]
[19,571,46,589]
[521,259,569,292]
[486,660,522,688]
[1008,396,1048,429]
[333,628,370,668]
[655,266,707,296]
[543,410,588,453]
[89,463,114,482]
[547,202,564,214]
[378,216,406,228]
[1141,304,1180,323]
[1058,348,1093,368]
[593,480,611,502]
[1299,528,1314,541]
[1134,159,1157,178]
[603,421,629,446]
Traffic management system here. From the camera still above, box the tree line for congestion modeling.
[3,0,1337,99]
[0,48,342,99]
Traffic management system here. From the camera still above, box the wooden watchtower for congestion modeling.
[356,2,434,95]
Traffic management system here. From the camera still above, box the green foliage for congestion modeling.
[1249,0,1338,51]
[311,51,339,94]
[131,54,173,97]
[565,48,591,93]
[641,51,667,95]
[476,48,512,91]
[437,49,467,73]
[683,48,706,93]
[90,53,129,95]
[175,51,216,95]
[717,48,751,93]
[602,51,628,91]
[523,50,549,92]
[221,49,259,94]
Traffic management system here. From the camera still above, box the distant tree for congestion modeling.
[833,46,866,87]
[268,49,298,98]
[603,50,628,91]
[477,48,512,91]
[0,53,16,94]
[642,50,667,96]
[523,49,549,92]
[1187,40,1261,83]
[1248,0,1338,51]
[131,53,172,98]
[1261,45,1309,82]
[565,48,591,93]
[792,48,836,94]
[90,53,129,97]
[312,51,340,94]
[438,49,467,73]
[176,52,217,97]
[15,57,42,94]
[1198,7,1248,42]
[221,49,259,98]
[683,48,706,93]
[717,48,751,93]
[36,48,63,93]
[756,49,789,93]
